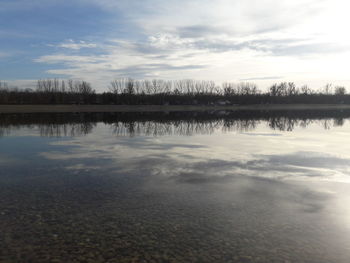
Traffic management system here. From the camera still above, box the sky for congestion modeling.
[1,0,350,92]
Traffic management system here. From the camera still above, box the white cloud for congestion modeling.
[35,54,103,64]
[88,0,332,35]
[53,39,97,50]
[31,0,350,91]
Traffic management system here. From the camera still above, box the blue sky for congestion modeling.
[1,0,350,91]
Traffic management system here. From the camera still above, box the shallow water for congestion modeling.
[1,111,350,262]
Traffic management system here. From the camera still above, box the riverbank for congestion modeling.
[1,104,350,113]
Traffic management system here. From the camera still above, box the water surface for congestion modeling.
[1,110,350,262]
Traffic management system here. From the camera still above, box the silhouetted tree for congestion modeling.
[1,78,350,105]
[334,86,346,95]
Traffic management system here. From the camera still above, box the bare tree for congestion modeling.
[144,79,153,94]
[110,79,124,94]
[334,86,346,95]
[300,85,311,95]
[0,81,9,91]
[286,82,297,96]
[321,83,333,95]
[79,81,94,95]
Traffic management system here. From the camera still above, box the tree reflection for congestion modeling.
[0,110,349,137]
[38,123,95,137]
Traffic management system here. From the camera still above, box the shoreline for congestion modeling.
[1,104,350,113]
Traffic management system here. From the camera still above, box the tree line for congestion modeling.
[0,78,349,105]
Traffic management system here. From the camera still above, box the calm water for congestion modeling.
[1,111,350,262]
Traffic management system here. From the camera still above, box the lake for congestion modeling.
[1,110,350,262]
